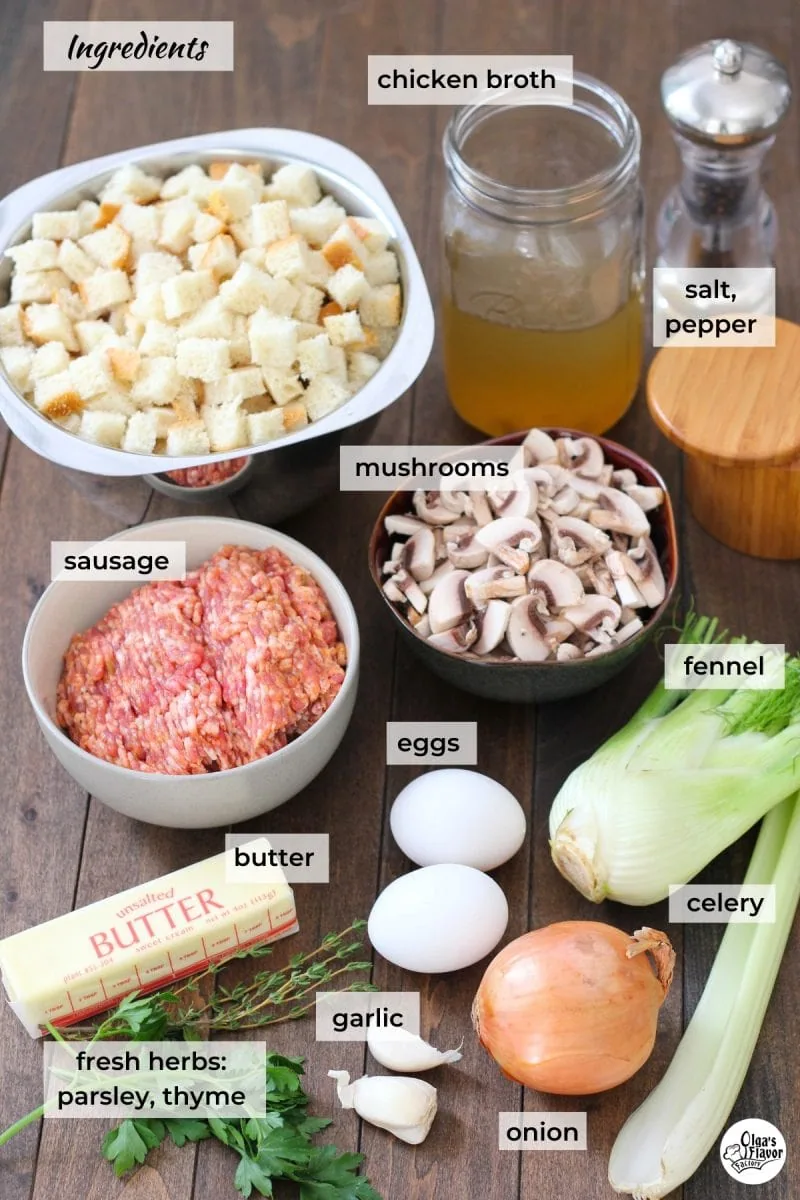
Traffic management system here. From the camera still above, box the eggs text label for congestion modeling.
[386,722,477,765]
[315,992,420,1041]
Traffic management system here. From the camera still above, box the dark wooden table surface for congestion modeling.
[1,2,798,1199]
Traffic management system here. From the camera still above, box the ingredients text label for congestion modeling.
[43,22,234,71]
[386,722,478,765]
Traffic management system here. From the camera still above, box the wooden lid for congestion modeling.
[647,317,800,467]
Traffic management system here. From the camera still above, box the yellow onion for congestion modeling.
[472,921,675,1095]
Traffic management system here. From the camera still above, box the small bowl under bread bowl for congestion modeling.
[368,429,678,704]
[22,516,359,828]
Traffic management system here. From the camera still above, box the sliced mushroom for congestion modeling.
[547,485,580,515]
[624,484,665,512]
[617,616,644,642]
[520,427,559,465]
[439,478,469,515]
[624,537,666,607]
[473,599,512,655]
[428,569,472,634]
[528,559,585,611]
[391,568,427,615]
[385,514,426,536]
[382,579,404,603]
[475,517,543,573]
[611,468,638,490]
[559,436,605,479]
[382,542,405,575]
[605,550,646,608]
[589,488,650,538]
[568,473,605,501]
[598,464,615,487]
[488,481,536,519]
[402,527,436,581]
[464,490,494,526]
[465,566,527,606]
[549,516,612,566]
[506,596,572,662]
[584,559,616,599]
[428,618,478,654]
[408,611,431,637]
[419,559,456,596]
[562,594,622,643]
[413,489,461,525]
[446,529,490,570]
[556,642,582,662]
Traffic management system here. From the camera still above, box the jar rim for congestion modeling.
[444,72,641,215]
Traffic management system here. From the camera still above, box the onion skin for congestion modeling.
[472,921,675,1095]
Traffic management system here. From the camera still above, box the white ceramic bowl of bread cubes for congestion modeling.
[0,128,433,476]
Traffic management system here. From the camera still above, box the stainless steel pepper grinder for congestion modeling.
[657,39,791,269]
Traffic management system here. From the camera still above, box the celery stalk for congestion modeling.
[608,792,800,1199]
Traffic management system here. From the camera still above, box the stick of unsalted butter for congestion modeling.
[0,842,298,1037]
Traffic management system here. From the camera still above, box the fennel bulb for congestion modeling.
[549,616,800,905]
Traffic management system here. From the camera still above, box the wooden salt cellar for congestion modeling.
[647,317,800,559]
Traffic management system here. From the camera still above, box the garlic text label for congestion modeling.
[225,835,329,884]
[499,1112,587,1150]
[316,992,420,1041]
[51,540,186,581]
[386,722,478,765]
[669,885,776,924]
[664,643,785,690]
[368,55,572,105]
[653,267,775,347]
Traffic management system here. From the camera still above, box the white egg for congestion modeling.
[389,769,526,871]
[368,864,508,973]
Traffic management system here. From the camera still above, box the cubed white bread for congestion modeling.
[172,377,201,419]
[162,270,216,320]
[166,419,211,455]
[93,202,121,230]
[100,165,162,205]
[305,249,334,288]
[187,244,207,272]
[250,200,291,247]
[193,211,225,243]
[219,262,284,314]
[131,356,181,406]
[6,239,59,272]
[53,411,81,433]
[229,315,251,366]
[123,311,145,346]
[138,319,178,357]
[221,162,264,197]
[303,374,350,422]
[115,202,161,244]
[359,283,401,328]
[347,216,390,254]
[175,337,230,382]
[267,163,321,208]
[204,365,264,408]
[107,304,130,335]
[229,218,253,251]
[364,249,399,287]
[57,239,97,283]
[0,304,26,346]
[360,325,398,359]
[52,287,88,323]
[322,222,366,270]
[77,269,132,316]
[158,198,200,255]
[261,368,304,407]
[293,284,325,324]
[297,333,333,379]
[22,303,79,351]
[348,350,381,386]
[263,235,314,281]
[295,320,324,341]
[69,349,113,399]
[30,341,71,380]
[77,201,100,236]
[107,346,141,384]
[289,196,346,247]
[31,211,81,241]
[238,247,267,269]
[154,408,179,438]
[323,310,364,347]
[129,283,167,323]
[327,264,368,310]
[79,224,131,270]
[79,409,127,446]
[160,165,210,201]
[84,387,136,417]
[1,345,35,391]
[328,345,348,383]
[122,409,159,454]
[75,319,122,355]
[33,371,84,419]
[247,403,307,443]
[208,182,255,224]
[202,402,248,452]
[248,311,297,369]
[177,297,234,342]
[135,251,183,289]
[198,234,239,280]
[11,269,71,303]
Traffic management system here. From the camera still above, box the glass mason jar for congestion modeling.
[441,75,644,437]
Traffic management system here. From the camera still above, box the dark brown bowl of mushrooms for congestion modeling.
[368,427,678,703]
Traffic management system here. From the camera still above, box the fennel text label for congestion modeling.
[499,1112,587,1151]
[652,268,775,347]
[669,885,776,924]
[315,992,420,1041]
[664,643,785,691]
[386,722,478,765]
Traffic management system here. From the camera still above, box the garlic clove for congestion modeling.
[367,1027,463,1074]
[329,1070,438,1145]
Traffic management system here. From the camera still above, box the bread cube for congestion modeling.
[297,333,333,379]
[204,365,264,408]
[78,269,132,316]
[202,402,248,452]
[171,377,201,419]
[31,211,81,241]
[122,409,159,454]
[166,419,210,456]
[84,386,136,416]
[348,350,381,386]
[136,251,182,289]
[238,247,267,269]
[79,225,131,270]
[293,284,325,324]
[160,164,210,201]
[305,249,333,288]
[229,218,253,251]
[130,283,167,324]
[6,239,59,273]
[250,201,291,247]
[289,196,346,247]
[157,198,199,255]
[262,368,304,407]
[267,163,321,208]
[364,250,399,287]
[0,304,26,347]
[22,303,79,351]
[101,165,162,205]
[219,262,276,314]
[222,162,264,194]
[347,216,390,254]
[186,244,206,272]
[74,319,117,355]
[359,284,401,328]
[324,310,364,347]
[328,344,348,383]
[264,235,314,282]
[57,239,96,283]
[30,341,71,380]
[199,234,239,280]
[1,345,35,392]
[11,270,71,304]
[108,346,141,384]
[162,270,216,320]
[131,356,181,406]
[176,337,230,382]
[246,407,288,443]
[79,409,127,446]
[69,350,113,399]
[52,287,88,323]
[193,211,225,243]
[327,264,368,310]
[177,297,235,341]
[138,319,177,357]
[77,201,100,236]
[207,182,255,224]
[248,312,297,369]
[363,326,398,359]
[229,315,251,366]
[322,222,366,271]
[115,202,161,244]
[124,311,146,346]
[303,374,350,422]
[34,371,84,419]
